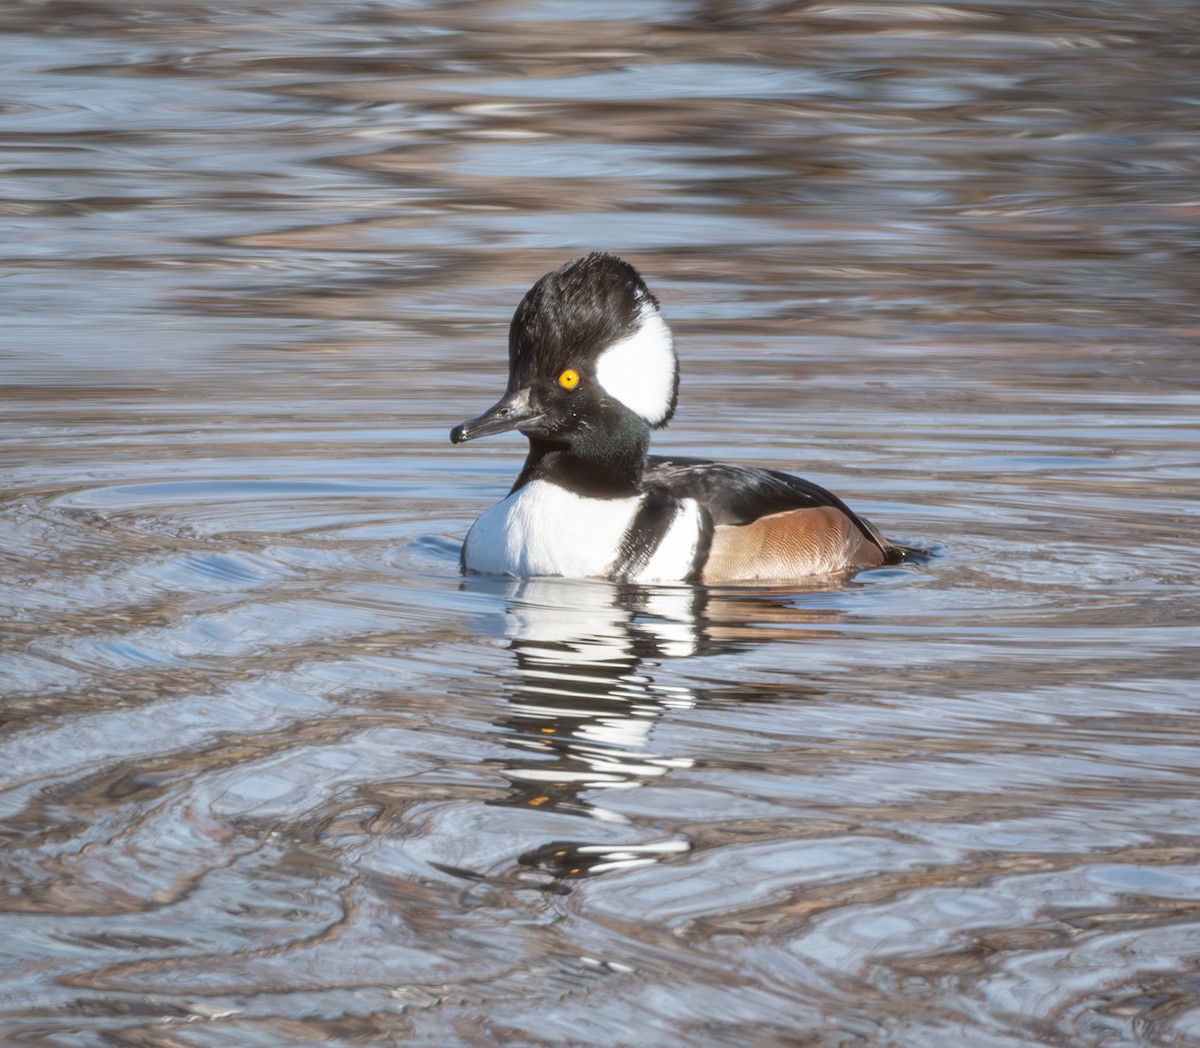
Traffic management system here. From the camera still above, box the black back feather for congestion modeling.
[644,455,891,558]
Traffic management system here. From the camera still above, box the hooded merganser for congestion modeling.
[450,252,919,584]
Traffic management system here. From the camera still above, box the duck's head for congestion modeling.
[450,253,678,459]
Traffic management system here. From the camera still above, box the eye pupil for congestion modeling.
[559,369,579,389]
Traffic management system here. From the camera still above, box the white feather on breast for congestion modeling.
[462,480,702,582]
[464,480,639,578]
[638,498,703,583]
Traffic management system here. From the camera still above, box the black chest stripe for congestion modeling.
[609,492,680,581]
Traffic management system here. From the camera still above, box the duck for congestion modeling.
[450,252,921,584]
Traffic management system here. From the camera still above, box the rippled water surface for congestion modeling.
[3,2,1199,1045]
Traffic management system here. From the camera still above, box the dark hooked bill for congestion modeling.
[450,388,543,444]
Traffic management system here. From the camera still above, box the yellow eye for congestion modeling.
[558,368,580,390]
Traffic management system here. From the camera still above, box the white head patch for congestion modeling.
[594,304,677,427]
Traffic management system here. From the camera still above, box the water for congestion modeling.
[2,1,1198,1045]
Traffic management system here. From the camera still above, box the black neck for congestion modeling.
[512,434,649,498]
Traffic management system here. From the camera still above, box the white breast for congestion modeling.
[463,480,702,583]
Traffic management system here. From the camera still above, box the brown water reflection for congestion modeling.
[3,0,1199,1045]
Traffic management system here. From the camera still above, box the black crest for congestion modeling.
[507,253,657,384]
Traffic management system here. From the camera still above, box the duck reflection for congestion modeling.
[465,576,845,877]
[491,580,703,817]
